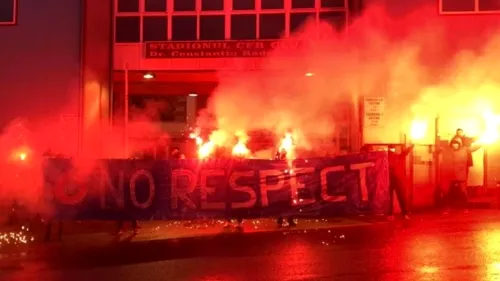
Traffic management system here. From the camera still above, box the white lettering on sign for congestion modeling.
[171,169,197,209]
[350,162,375,202]
[99,169,125,209]
[364,97,385,127]
[229,171,257,209]
[54,163,380,208]
[129,169,155,209]
[320,166,347,202]
[199,169,226,210]
[259,169,285,207]
[146,40,303,58]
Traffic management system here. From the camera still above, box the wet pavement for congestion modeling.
[2,210,500,280]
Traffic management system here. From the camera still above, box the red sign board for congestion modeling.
[145,40,305,59]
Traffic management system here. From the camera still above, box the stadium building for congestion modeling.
[1,0,500,208]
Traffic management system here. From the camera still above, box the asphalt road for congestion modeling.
[3,210,500,281]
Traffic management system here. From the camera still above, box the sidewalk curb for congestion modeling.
[2,219,388,261]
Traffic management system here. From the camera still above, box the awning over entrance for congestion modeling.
[113,70,219,96]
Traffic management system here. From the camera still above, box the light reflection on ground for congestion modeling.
[3,211,500,280]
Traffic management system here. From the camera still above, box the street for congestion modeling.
[2,211,500,280]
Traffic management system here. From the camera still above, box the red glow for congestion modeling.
[0,3,499,216]
[17,152,27,161]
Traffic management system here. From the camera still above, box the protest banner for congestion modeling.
[44,152,390,220]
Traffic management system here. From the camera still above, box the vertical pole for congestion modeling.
[124,65,129,158]
[407,134,414,212]
[482,114,488,195]
[434,116,441,205]
[344,0,349,33]
[358,95,364,149]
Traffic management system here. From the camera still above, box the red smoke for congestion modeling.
[0,100,164,218]
[1,2,500,215]
[197,3,500,151]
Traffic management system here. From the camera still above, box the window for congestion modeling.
[290,13,314,33]
[143,16,167,42]
[0,0,15,24]
[115,16,140,42]
[262,0,284,9]
[117,0,139,12]
[440,0,475,12]
[200,16,225,40]
[291,0,315,9]
[232,0,255,10]
[202,0,224,10]
[174,0,195,11]
[319,12,346,31]
[129,96,187,123]
[231,14,256,39]
[321,0,345,8]
[172,16,196,40]
[259,14,285,39]
[479,0,500,11]
[145,0,167,12]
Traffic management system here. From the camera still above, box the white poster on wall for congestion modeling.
[363,97,385,127]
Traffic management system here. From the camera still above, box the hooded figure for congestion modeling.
[387,144,414,219]
[440,136,481,213]
[447,136,481,181]
[454,128,475,170]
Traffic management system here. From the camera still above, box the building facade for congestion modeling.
[2,0,500,156]
[2,0,500,209]
[0,0,83,151]
[112,0,361,157]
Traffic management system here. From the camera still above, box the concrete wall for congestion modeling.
[0,0,82,154]
[81,0,113,157]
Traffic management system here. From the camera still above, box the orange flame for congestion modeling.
[232,132,250,157]
[18,152,27,161]
[11,147,29,162]
[476,109,500,145]
[189,129,212,159]
[198,141,215,159]
[232,141,249,157]
[190,129,229,159]
[279,132,295,159]
[410,120,428,141]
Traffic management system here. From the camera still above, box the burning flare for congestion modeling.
[198,141,215,159]
[410,120,428,141]
[189,129,214,159]
[190,128,237,159]
[232,132,250,157]
[278,132,296,160]
[11,147,30,162]
[476,110,500,145]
